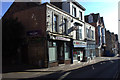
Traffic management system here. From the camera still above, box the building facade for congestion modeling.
[85,13,106,57]
[105,30,119,56]
[51,0,88,63]
[85,22,96,60]
[12,3,76,67]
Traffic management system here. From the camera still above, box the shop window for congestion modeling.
[48,41,57,62]
[64,42,70,60]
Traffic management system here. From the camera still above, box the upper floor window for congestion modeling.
[72,6,76,17]
[88,15,93,23]
[79,29,82,39]
[102,28,105,36]
[76,28,82,40]
[63,19,67,34]
[86,28,89,38]
[79,11,82,20]
[98,26,101,36]
[53,15,58,32]
[92,30,94,39]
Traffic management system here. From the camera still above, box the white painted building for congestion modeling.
[85,22,96,60]
[50,0,88,62]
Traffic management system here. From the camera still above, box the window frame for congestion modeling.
[72,6,76,17]
[53,14,58,32]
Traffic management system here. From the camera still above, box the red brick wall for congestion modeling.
[3,2,40,19]
[12,4,47,67]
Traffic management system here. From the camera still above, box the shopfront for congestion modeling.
[48,35,72,67]
[73,40,87,62]
[85,41,96,60]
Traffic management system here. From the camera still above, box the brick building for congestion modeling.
[105,30,119,56]
[3,2,80,67]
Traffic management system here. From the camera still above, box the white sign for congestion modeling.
[73,40,87,47]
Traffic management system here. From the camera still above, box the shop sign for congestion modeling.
[27,30,41,36]
[73,40,87,47]
[50,36,70,41]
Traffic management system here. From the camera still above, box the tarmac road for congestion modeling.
[2,57,120,80]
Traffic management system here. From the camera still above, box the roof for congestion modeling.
[85,13,100,23]
[72,1,86,11]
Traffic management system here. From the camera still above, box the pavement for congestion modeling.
[2,57,120,80]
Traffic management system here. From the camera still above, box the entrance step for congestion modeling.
[59,64,65,66]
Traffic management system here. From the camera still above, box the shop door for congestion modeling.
[58,43,64,64]
[80,51,83,61]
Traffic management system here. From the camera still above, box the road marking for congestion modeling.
[57,72,71,80]
[92,65,95,70]
[113,71,119,80]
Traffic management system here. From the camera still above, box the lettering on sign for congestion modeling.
[73,40,87,47]
[50,36,70,41]
[27,30,41,36]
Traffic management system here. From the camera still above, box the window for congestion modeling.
[79,29,82,39]
[86,28,89,38]
[88,28,91,38]
[88,15,93,23]
[48,41,57,62]
[79,11,82,20]
[63,19,67,34]
[76,29,79,40]
[53,15,58,32]
[72,6,76,17]
[64,42,70,60]
[76,28,82,40]
[92,30,94,39]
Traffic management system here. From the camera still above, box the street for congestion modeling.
[2,57,120,80]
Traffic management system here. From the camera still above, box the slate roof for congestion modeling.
[85,13,100,23]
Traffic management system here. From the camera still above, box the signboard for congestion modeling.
[50,36,70,41]
[73,40,87,47]
[27,30,41,36]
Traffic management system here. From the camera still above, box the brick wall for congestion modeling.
[3,2,40,20]
[13,5,47,67]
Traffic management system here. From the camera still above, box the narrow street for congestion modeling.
[2,57,120,80]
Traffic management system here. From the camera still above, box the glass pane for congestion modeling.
[53,42,56,46]
[64,43,69,60]
[49,47,57,62]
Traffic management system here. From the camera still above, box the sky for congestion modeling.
[0,0,119,35]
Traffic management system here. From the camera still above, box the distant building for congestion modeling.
[84,22,96,60]
[85,13,106,57]
[105,30,119,56]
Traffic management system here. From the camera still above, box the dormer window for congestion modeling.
[88,15,93,23]
[72,6,76,17]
